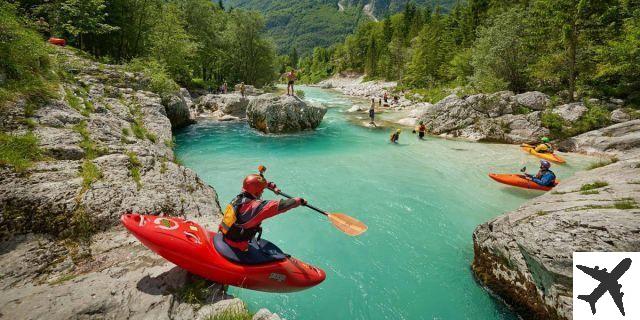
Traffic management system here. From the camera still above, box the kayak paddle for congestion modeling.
[258,166,368,236]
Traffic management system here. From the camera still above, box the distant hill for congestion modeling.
[223,0,455,55]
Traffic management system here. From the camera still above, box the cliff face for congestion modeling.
[472,120,640,320]
[0,48,268,319]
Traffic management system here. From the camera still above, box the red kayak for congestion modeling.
[121,213,325,293]
[489,173,558,191]
[47,37,66,46]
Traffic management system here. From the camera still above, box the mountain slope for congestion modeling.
[224,0,455,55]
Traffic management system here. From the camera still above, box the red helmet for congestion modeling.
[243,174,268,197]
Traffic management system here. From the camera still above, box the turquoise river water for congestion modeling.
[175,87,595,319]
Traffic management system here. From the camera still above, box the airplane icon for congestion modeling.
[577,257,632,316]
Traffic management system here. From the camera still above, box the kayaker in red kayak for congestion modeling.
[219,174,306,251]
[524,160,557,188]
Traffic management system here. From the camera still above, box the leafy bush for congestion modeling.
[127,151,142,189]
[206,306,253,320]
[126,58,179,98]
[80,160,102,191]
[541,111,566,138]
[0,132,42,172]
[580,181,608,192]
[587,157,618,170]
[0,2,57,105]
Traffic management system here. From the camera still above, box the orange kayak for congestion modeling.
[521,144,566,164]
[489,173,558,191]
[48,37,66,46]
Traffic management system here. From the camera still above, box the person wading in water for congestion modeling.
[369,98,377,127]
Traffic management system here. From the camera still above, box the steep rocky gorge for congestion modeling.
[0,48,279,319]
[472,120,640,320]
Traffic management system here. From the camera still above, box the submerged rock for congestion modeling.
[247,94,327,133]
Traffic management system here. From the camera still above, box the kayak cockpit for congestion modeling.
[213,233,288,265]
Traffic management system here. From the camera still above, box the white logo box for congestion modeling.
[573,252,640,320]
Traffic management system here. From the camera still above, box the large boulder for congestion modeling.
[610,108,631,123]
[415,93,547,143]
[558,119,640,155]
[552,102,587,122]
[247,94,327,133]
[513,91,551,111]
[472,122,640,320]
[163,88,194,130]
[193,93,250,119]
[472,156,640,320]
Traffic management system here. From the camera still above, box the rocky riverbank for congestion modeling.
[0,47,278,319]
[471,120,640,320]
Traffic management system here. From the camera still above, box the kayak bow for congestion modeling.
[121,213,326,293]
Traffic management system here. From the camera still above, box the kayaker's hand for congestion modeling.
[267,182,280,194]
[295,197,307,206]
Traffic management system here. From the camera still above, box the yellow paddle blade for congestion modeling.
[328,213,368,236]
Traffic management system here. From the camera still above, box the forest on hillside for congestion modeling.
[2,0,278,105]
[298,0,640,106]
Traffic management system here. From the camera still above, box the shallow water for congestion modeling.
[175,87,594,319]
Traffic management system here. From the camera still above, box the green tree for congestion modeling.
[148,3,195,83]
[471,7,532,92]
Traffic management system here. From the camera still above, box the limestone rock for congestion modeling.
[193,93,250,119]
[416,93,548,143]
[472,156,640,320]
[247,94,327,133]
[0,47,275,320]
[163,88,194,129]
[253,308,282,320]
[397,117,417,126]
[553,103,587,122]
[610,108,631,123]
[558,119,640,156]
[513,91,551,110]
[347,105,367,112]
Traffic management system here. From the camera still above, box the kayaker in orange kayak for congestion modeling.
[219,173,306,251]
[524,160,557,188]
[534,137,554,153]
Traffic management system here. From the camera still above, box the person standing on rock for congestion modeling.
[240,82,246,97]
[369,98,377,127]
[383,92,388,103]
[524,160,557,187]
[219,174,306,252]
[223,82,228,94]
[286,69,297,96]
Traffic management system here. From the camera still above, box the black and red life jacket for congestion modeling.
[219,192,268,242]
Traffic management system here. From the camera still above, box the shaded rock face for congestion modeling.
[247,94,327,133]
[472,121,640,320]
[0,47,264,319]
[513,91,551,111]
[192,93,250,119]
[417,92,550,143]
[610,108,631,123]
[163,88,195,130]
